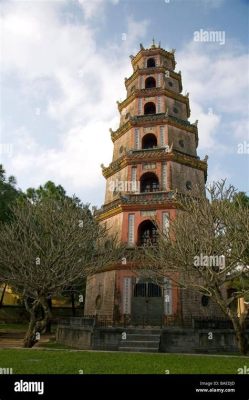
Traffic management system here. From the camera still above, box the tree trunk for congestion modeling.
[23,315,37,348]
[0,283,7,308]
[71,293,76,317]
[229,313,248,355]
[45,298,52,333]
[235,328,248,355]
[23,296,52,348]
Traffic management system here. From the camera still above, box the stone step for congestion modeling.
[119,346,159,353]
[118,329,161,353]
[125,334,160,341]
[120,340,160,348]
[123,329,162,335]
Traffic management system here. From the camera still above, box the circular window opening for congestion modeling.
[168,81,173,87]
[173,107,178,113]
[95,295,102,310]
[179,139,184,148]
[125,113,130,120]
[186,181,192,190]
[119,145,124,154]
[201,295,209,307]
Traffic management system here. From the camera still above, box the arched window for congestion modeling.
[137,220,158,246]
[148,283,161,297]
[140,172,159,193]
[201,295,209,307]
[134,283,146,297]
[144,102,156,115]
[134,281,161,297]
[142,133,157,149]
[95,295,102,310]
[147,58,156,68]
[145,77,156,89]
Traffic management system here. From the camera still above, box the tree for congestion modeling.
[139,181,249,355]
[26,181,76,204]
[0,165,22,307]
[0,164,21,223]
[0,197,121,348]
[25,180,86,320]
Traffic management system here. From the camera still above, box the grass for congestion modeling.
[0,323,28,332]
[0,322,57,333]
[0,348,248,374]
[38,341,71,350]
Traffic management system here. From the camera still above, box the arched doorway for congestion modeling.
[142,133,157,149]
[145,77,156,89]
[140,172,159,192]
[137,220,158,246]
[147,58,156,68]
[144,102,156,115]
[131,278,163,325]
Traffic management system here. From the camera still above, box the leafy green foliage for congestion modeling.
[0,164,21,223]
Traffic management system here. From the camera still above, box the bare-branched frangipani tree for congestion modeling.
[138,181,249,354]
[0,198,122,347]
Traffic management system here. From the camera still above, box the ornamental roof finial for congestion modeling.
[151,37,156,48]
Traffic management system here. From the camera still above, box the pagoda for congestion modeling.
[84,41,210,325]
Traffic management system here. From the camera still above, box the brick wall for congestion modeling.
[84,270,116,317]
[171,161,205,194]
[181,288,225,322]
[168,126,197,157]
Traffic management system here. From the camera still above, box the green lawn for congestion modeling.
[0,323,28,332]
[0,349,248,374]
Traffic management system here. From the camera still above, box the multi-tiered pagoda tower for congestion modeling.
[84,41,210,325]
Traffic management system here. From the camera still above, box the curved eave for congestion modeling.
[118,88,190,118]
[111,114,198,144]
[102,150,207,179]
[131,48,176,70]
[96,200,178,222]
[125,68,182,91]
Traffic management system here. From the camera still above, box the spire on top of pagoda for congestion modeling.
[151,37,156,48]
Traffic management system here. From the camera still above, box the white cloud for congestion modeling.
[12,121,114,190]
[177,41,249,150]
[191,103,221,150]
[78,0,119,20]
[207,163,232,185]
[230,119,249,141]
[0,1,148,204]
[1,2,96,78]
[1,0,247,203]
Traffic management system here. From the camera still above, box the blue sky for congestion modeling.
[0,0,248,207]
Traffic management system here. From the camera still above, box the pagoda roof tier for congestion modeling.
[125,67,182,92]
[118,87,190,117]
[95,191,177,221]
[131,47,176,70]
[101,148,207,179]
[111,113,198,145]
